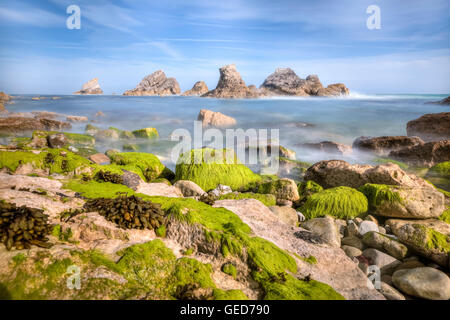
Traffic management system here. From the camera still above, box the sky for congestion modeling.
[0,0,449,94]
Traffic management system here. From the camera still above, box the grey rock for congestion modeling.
[173,180,206,197]
[342,245,362,258]
[341,236,365,250]
[269,206,299,226]
[358,221,379,236]
[47,133,68,148]
[362,248,401,275]
[302,216,341,247]
[379,282,405,300]
[362,231,408,260]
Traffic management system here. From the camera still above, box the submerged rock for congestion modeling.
[123,70,180,96]
[197,109,237,128]
[298,141,352,155]
[406,112,450,142]
[74,78,103,95]
[202,64,257,99]
[353,136,424,156]
[181,81,209,96]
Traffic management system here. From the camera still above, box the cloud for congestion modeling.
[0,6,65,27]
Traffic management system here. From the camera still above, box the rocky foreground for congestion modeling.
[0,97,449,300]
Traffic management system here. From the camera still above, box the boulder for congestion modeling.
[392,267,450,300]
[406,112,450,142]
[362,232,408,260]
[173,180,206,197]
[74,78,103,95]
[342,245,362,258]
[89,153,110,164]
[0,117,71,134]
[268,206,299,226]
[209,184,232,197]
[316,83,350,96]
[352,136,424,156]
[257,178,300,202]
[358,221,379,236]
[202,64,257,98]
[197,109,236,128]
[181,81,209,96]
[123,70,180,96]
[360,183,445,219]
[362,248,401,275]
[302,216,341,247]
[304,160,440,190]
[386,220,449,267]
[389,140,450,167]
[297,141,352,155]
[341,236,365,250]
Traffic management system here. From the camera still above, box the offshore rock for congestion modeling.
[74,78,103,95]
[123,70,180,96]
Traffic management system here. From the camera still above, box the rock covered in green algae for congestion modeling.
[132,127,159,139]
[257,178,299,202]
[362,231,408,260]
[174,148,262,191]
[300,186,368,220]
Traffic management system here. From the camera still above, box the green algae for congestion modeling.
[298,180,323,200]
[132,128,159,139]
[359,183,403,210]
[300,186,368,220]
[174,148,262,191]
[218,192,276,207]
[213,289,248,300]
[439,208,450,224]
[221,262,237,278]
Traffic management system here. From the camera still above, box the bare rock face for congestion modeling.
[0,117,71,134]
[259,68,349,97]
[427,96,450,105]
[202,64,257,98]
[389,140,450,167]
[0,92,12,113]
[123,70,180,96]
[197,109,237,128]
[298,141,353,155]
[353,136,424,156]
[181,81,209,96]
[406,112,450,142]
[74,78,103,95]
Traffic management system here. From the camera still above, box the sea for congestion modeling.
[5,93,450,170]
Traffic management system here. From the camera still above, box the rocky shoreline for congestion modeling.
[0,92,449,301]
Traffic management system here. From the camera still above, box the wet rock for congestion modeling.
[297,141,352,155]
[268,206,299,226]
[257,178,300,202]
[173,180,206,197]
[181,81,209,96]
[362,231,408,260]
[406,112,450,142]
[392,267,450,300]
[389,140,450,167]
[202,64,257,98]
[66,115,88,122]
[197,109,236,128]
[353,136,424,156]
[123,70,180,96]
[0,117,71,134]
[74,78,103,95]
[316,83,350,96]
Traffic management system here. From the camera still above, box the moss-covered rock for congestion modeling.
[428,162,450,179]
[300,186,368,220]
[132,128,159,139]
[359,183,444,219]
[439,208,450,224]
[257,178,300,201]
[175,148,262,191]
[298,180,323,201]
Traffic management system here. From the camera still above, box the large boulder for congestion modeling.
[298,141,352,155]
[257,178,300,202]
[74,78,103,95]
[353,136,424,156]
[202,64,257,98]
[181,81,209,96]
[123,70,180,96]
[389,140,450,167]
[392,267,450,300]
[316,83,350,96]
[386,219,450,267]
[0,117,71,134]
[197,109,236,128]
[359,183,445,219]
[406,112,450,142]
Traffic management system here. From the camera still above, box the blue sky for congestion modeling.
[0,0,449,94]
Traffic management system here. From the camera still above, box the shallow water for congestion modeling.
[6,93,450,169]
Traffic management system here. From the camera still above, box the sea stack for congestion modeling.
[74,78,103,95]
[202,64,258,99]
[0,92,12,113]
[259,68,349,97]
[181,81,209,96]
[123,70,180,96]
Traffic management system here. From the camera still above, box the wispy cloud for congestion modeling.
[0,5,64,27]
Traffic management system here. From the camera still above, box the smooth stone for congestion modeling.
[341,236,365,250]
[358,221,379,236]
[362,231,408,260]
[173,180,206,197]
[269,206,299,226]
[362,248,401,275]
[302,216,341,248]
[379,282,405,300]
[342,245,362,258]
